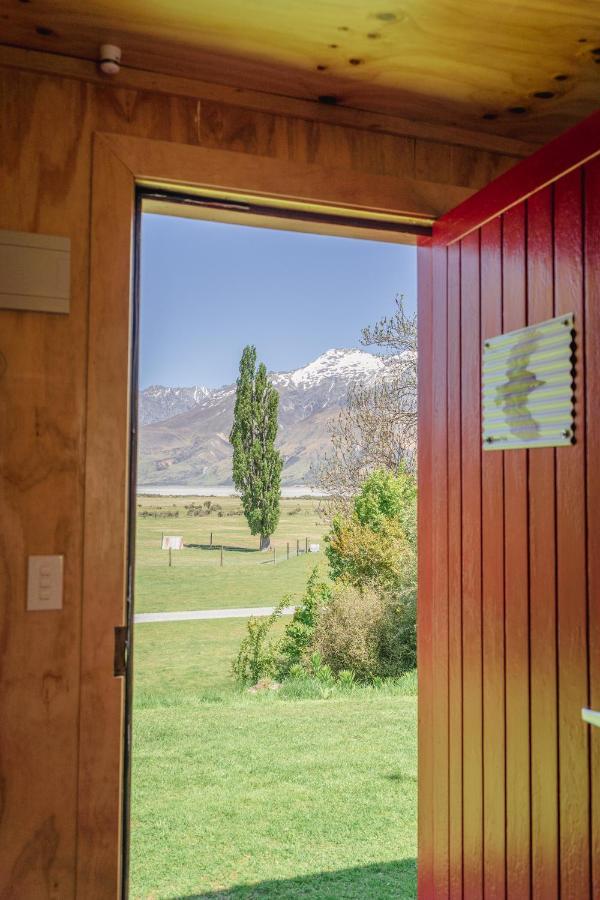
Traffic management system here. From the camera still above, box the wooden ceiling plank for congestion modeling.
[1,0,599,145]
[0,45,539,158]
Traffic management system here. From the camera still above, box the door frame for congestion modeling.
[78,131,437,897]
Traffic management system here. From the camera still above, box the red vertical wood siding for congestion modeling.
[417,239,435,899]
[460,230,484,900]
[431,244,450,896]
[501,203,531,899]
[584,156,600,897]
[417,111,600,898]
[526,186,559,900]
[554,169,590,898]
[480,217,506,900]
[446,242,462,900]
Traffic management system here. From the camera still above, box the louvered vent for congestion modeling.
[482,313,576,451]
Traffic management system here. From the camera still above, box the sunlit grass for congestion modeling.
[135,496,326,613]
[131,618,417,899]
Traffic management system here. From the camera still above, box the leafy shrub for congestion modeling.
[231,599,287,683]
[276,568,330,676]
[377,585,417,675]
[185,501,222,517]
[337,669,356,688]
[354,466,416,540]
[325,515,409,588]
[232,568,330,684]
[312,584,385,681]
[325,467,416,589]
[313,582,416,682]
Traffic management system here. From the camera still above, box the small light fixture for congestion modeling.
[98,44,122,76]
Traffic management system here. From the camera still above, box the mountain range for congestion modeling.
[137,348,393,487]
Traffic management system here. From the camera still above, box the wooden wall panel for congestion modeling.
[430,243,450,896]
[418,112,600,898]
[502,203,531,899]
[0,56,525,897]
[417,241,434,900]
[459,230,483,900]
[554,169,591,898]
[584,156,600,900]
[0,54,515,900]
[526,186,559,900]
[480,217,505,900]
[446,242,462,900]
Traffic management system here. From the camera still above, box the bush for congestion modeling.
[325,515,409,587]
[313,584,385,681]
[325,467,416,589]
[377,585,417,676]
[276,568,331,676]
[231,600,287,684]
[313,582,416,682]
[354,466,416,540]
[232,568,330,684]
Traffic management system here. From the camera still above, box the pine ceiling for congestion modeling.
[3,0,600,145]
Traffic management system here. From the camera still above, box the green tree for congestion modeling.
[325,467,417,586]
[354,466,416,546]
[230,345,282,550]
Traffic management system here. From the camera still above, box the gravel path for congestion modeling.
[134,605,296,623]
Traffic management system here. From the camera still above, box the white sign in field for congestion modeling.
[161,535,183,550]
[309,543,320,553]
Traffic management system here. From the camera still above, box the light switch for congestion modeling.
[27,555,63,610]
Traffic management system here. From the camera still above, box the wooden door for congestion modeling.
[417,109,600,898]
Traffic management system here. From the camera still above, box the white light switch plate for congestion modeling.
[27,555,63,610]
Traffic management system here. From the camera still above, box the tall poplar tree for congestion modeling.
[230,345,282,550]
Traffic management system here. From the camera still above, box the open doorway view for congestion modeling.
[129,203,418,899]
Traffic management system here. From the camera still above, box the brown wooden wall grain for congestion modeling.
[417,115,600,898]
[0,57,523,897]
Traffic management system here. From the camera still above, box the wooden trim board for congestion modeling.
[79,131,440,895]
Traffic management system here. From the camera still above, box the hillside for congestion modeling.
[137,349,390,486]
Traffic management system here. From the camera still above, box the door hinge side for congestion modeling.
[114,625,129,677]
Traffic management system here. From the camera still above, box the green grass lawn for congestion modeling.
[131,497,417,899]
[135,496,325,613]
[131,618,417,899]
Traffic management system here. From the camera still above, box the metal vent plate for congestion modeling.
[482,313,576,451]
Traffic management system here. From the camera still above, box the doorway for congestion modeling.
[125,193,419,897]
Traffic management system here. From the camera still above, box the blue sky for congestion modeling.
[140,213,416,389]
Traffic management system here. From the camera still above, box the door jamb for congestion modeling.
[79,131,434,896]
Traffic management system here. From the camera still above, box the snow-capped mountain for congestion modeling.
[139,384,211,425]
[273,348,386,389]
[137,348,396,486]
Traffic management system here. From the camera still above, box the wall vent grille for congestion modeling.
[482,313,576,450]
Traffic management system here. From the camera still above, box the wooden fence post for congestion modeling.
[220,545,224,567]
[287,542,290,560]
[297,539,300,556]
[305,537,308,554]
[210,531,213,547]
[273,547,276,565]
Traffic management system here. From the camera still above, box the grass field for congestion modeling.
[135,495,325,613]
[131,496,417,899]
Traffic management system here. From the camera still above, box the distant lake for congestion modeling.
[137,484,327,498]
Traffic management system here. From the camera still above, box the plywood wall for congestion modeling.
[0,56,521,896]
[417,116,600,898]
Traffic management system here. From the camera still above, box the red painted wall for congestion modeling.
[417,110,600,898]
